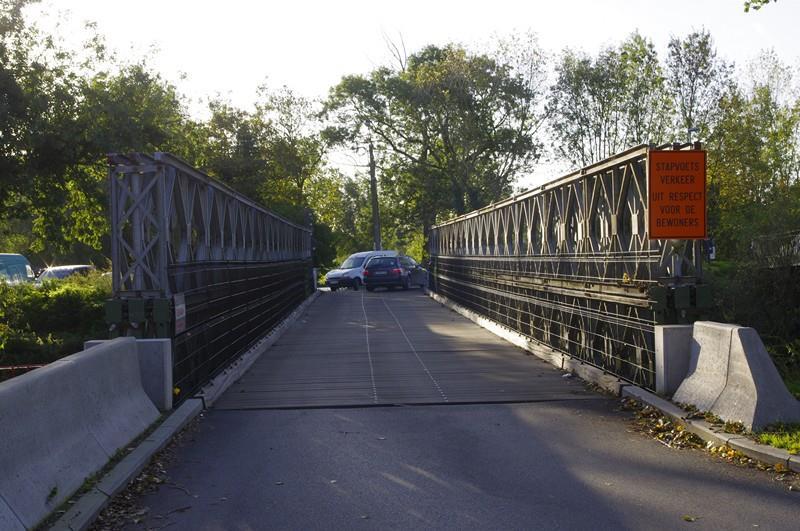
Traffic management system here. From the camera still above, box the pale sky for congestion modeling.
[26,0,800,186]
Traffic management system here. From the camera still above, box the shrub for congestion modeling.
[0,272,111,367]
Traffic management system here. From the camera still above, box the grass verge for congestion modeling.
[758,424,800,455]
[621,398,800,491]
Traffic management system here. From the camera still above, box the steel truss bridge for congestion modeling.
[106,153,313,399]
[428,144,711,390]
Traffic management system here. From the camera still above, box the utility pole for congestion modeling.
[369,141,382,250]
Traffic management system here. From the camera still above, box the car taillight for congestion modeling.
[363,270,370,276]
[392,268,402,274]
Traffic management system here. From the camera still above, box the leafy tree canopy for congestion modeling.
[324,37,547,253]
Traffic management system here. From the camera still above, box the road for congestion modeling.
[124,289,799,530]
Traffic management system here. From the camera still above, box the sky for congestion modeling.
[26,0,800,186]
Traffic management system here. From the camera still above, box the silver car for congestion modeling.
[325,250,398,291]
[37,265,95,282]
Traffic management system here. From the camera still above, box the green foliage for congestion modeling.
[757,423,800,455]
[666,30,732,141]
[307,170,374,263]
[548,33,673,167]
[198,86,326,226]
[706,76,800,257]
[324,35,547,255]
[0,4,203,262]
[744,0,776,12]
[0,272,111,366]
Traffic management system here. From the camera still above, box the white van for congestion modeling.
[324,250,398,291]
[0,254,35,285]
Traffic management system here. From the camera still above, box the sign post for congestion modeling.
[648,150,707,240]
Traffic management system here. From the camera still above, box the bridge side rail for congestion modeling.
[428,144,710,390]
[107,153,313,399]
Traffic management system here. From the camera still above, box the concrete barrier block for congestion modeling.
[654,324,693,396]
[86,338,173,411]
[711,327,800,430]
[0,349,117,528]
[79,340,161,457]
[0,337,159,528]
[137,339,173,411]
[672,322,738,411]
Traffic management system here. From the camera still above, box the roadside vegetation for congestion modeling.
[0,272,111,378]
[623,398,800,490]
[758,424,800,455]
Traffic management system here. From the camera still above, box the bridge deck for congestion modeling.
[214,289,595,409]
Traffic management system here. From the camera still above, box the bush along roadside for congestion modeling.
[621,398,800,491]
[0,272,111,378]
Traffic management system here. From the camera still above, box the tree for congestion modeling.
[306,170,372,263]
[547,33,672,167]
[548,48,626,167]
[706,70,800,256]
[256,86,325,215]
[744,0,776,12]
[666,30,732,142]
[0,2,201,262]
[0,3,108,259]
[619,33,673,147]
[324,39,547,254]
[197,89,335,263]
[200,100,272,201]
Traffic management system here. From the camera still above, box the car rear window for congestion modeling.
[367,257,397,268]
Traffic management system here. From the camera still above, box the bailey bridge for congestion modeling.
[5,144,799,531]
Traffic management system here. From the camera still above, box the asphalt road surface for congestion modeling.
[124,290,799,530]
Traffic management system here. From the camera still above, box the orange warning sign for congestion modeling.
[648,150,707,240]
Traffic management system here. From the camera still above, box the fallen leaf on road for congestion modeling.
[682,515,699,522]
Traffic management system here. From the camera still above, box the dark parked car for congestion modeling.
[363,255,427,292]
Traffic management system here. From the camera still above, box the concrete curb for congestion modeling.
[426,290,626,396]
[621,386,799,472]
[198,290,321,407]
[426,290,799,473]
[50,291,321,530]
[50,398,203,531]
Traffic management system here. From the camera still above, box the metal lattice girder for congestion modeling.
[429,145,702,284]
[751,229,800,267]
[109,152,312,298]
[428,144,706,390]
[109,152,314,400]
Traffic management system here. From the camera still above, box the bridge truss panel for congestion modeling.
[428,144,705,390]
[109,152,311,298]
[108,152,313,398]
